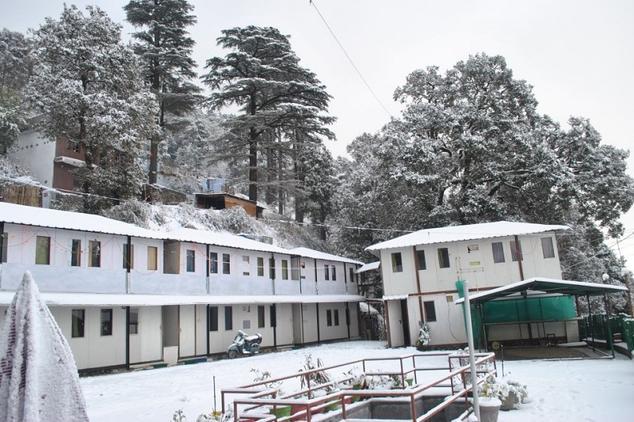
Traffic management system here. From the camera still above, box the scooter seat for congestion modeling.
[245,335,260,342]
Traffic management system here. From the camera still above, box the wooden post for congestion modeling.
[316,303,321,343]
[412,247,424,326]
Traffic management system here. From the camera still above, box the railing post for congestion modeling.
[362,359,366,374]
[307,375,311,399]
[412,356,417,385]
[410,394,416,421]
[306,402,312,422]
[400,358,405,387]
[233,401,238,422]
[221,392,225,415]
[341,394,347,419]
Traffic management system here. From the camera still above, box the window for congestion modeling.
[492,242,505,263]
[424,301,437,322]
[72,309,85,338]
[35,236,50,265]
[123,243,134,269]
[222,254,231,274]
[349,267,354,283]
[129,309,139,335]
[332,265,337,281]
[291,256,301,280]
[0,233,7,263]
[541,237,555,259]
[147,246,158,271]
[257,257,264,276]
[210,252,218,274]
[100,308,113,336]
[186,250,195,272]
[282,259,289,280]
[258,305,265,328]
[326,309,332,326]
[391,252,403,272]
[437,248,450,268]
[70,239,81,267]
[510,240,522,262]
[269,257,276,279]
[224,306,233,330]
[209,306,218,331]
[416,250,427,270]
[89,240,101,268]
[242,255,250,276]
[324,264,330,280]
[334,309,340,326]
[270,305,277,327]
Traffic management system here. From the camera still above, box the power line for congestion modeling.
[308,0,393,118]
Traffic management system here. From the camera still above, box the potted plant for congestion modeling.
[415,323,431,351]
[478,375,502,422]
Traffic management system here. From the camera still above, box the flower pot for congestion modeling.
[479,397,501,422]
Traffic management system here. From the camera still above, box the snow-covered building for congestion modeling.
[0,202,363,371]
[366,221,578,348]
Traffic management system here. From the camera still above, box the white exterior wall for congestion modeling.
[0,223,127,293]
[315,259,348,294]
[10,129,55,187]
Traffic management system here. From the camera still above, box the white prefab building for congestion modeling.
[366,221,580,348]
[0,203,363,371]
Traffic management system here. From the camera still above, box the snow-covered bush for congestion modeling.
[416,323,431,349]
[299,354,332,397]
[478,374,528,411]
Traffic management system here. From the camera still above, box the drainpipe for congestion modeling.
[0,221,4,290]
[270,253,276,295]
[314,258,318,294]
[125,235,132,293]
[344,262,348,293]
[205,244,210,294]
[412,247,425,325]
[125,306,130,369]
[515,236,532,340]
[316,303,321,343]
[346,302,351,339]
[297,255,303,294]
[206,304,210,356]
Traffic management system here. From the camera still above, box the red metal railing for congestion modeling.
[221,351,496,422]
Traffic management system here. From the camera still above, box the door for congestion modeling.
[400,299,411,346]
[292,304,304,344]
[179,305,196,358]
[162,305,179,363]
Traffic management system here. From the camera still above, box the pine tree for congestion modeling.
[0,29,32,153]
[201,26,335,204]
[27,5,158,211]
[124,0,200,185]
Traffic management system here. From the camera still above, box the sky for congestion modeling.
[3,0,634,266]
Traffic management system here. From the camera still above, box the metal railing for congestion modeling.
[221,351,497,422]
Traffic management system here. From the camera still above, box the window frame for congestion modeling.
[35,235,51,265]
[222,253,231,274]
[147,246,158,271]
[437,248,450,269]
[0,232,7,263]
[100,308,113,336]
[269,257,276,279]
[123,243,134,269]
[391,252,403,272]
[291,256,301,280]
[257,305,265,328]
[324,264,330,280]
[510,240,523,262]
[541,237,556,259]
[224,306,233,331]
[72,309,85,338]
[282,259,289,280]
[257,257,264,277]
[334,309,340,326]
[186,249,196,272]
[326,309,332,327]
[71,239,81,267]
[89,240,101,268]
[209,306,219,332]
[424,301,437,322]
[416,250,427,270]
[129,308,139,335]
[491,242,505,263]
[331,265,337,281]
[209,252,218,274]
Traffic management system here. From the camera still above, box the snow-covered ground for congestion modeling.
[80,341,634,422]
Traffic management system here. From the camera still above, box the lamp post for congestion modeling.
[463,280,481,421]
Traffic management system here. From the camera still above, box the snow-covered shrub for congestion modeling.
[416,323,431,349]
[299,354,332,397]
[478,374,528,411]
[250,368,282,393]
[101,199,152,227]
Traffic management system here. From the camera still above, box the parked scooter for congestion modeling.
[227,330,263,359]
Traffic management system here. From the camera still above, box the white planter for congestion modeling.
[479,397,501,422]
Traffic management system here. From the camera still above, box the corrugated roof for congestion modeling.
[288,247,363,265]
[166,227,288,255]
[366,221,569,251]
[356,261,380,273]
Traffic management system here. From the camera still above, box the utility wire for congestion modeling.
[309,0,393,118]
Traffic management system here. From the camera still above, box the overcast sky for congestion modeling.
[3,0,634,264]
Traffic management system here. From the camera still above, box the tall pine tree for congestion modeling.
[27,5,158,211]
[201,26,335,203]
[124,0,200,184]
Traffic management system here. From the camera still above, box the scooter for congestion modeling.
[227,330,263,359]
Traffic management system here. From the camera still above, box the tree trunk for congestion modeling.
[265,145,275,205]
[248,95,258,202]
[277,144,284,215]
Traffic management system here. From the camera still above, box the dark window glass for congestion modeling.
[282,259,289,280]
[326,309,332,326]
[72,309,85,338]
[224,306,233,330]
[0,233,7,263]
[334,309,340,326]
[541,237,555,259]
[100,308,113,336]
[35,236,50,265]
[424,301,437,322]
[209,306,218,331]
[438,248,450,268]
[349,267,354,283]
[332,265,337,281]
[89,240,101,268]
[257,257,264,276]
[186,250,195,272]
[270,305,277,327]
[416,250,426,270]
[492,242,505,263]
[210,252,218,274]
[258,305,265,328]
[129,309,139,334]
[123,243,134,269]
[71,239,81,267]
[269,257,276,279]
[391,252,403,272]
[324,264,330,280]
[222,253,231,274]
[510,240,523,262]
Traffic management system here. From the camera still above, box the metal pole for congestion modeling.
[604,293,615,358]
[463,280,481,421]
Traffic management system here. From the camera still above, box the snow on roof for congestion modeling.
[0,291,367,307]
[165,227,289,254]
[288,247,363,265]
[0,201,159,239]
[366,221,569,251]
[356,261,380,273]
[454,277,629,304]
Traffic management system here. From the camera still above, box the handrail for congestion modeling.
[224,352,496,421]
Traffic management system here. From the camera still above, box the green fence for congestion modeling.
[579,314,634,352]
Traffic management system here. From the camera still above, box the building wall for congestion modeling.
[10,130,55,188]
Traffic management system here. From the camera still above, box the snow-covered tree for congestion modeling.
[0,29,31,153]
[124,0,200,184]
[201,26,335,203]
[27,5,158,211]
